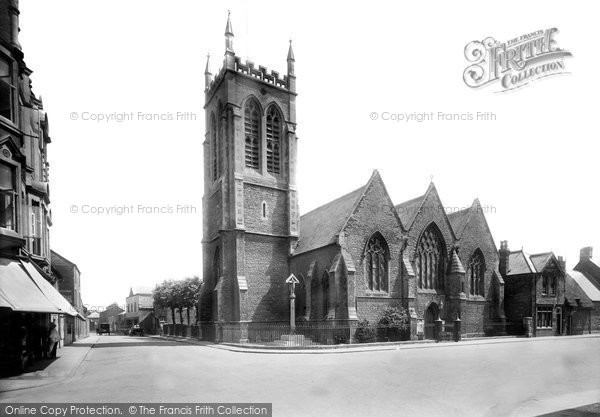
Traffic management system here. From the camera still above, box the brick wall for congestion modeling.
[244,234,290,321]
[504,274,532,334]
[243,184,288,235]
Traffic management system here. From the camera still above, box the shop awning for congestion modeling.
[0,258,63,314]
[20,260,78,317]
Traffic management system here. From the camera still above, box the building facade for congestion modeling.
[51,250,88,344]
[0,0,80,372]
[573,247,600,332]
[199,14,505,342]
[125,286,158,334]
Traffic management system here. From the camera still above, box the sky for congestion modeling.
[17,1,600,309]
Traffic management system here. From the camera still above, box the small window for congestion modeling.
[0,162,17,231]
[536,306,553,329]
[261,201,267,218]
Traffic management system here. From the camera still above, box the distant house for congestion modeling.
[125,287,158,334]
[500,242,566,336]
[99,303,124,333]
[86,311,100,333]
[564,271,595,334]
[573,247,600,332]
[51,251,88,344]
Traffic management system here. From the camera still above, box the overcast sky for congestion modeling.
[17,1,599,309]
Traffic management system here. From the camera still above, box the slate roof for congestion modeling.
[507,251,538,275]
[564,272,594,308]
[569,270,600,302]
[51,250,80,278]
[293,185,366,255]
[447,207,471,237]
[394,194,425,229]
[529,252,554,272]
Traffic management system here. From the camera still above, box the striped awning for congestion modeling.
[0,257,78,316]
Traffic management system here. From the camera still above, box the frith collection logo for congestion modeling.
[463,28,572,92]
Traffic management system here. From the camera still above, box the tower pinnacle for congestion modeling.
[204,53,212,90]
[287,39,295,77]
[225,10,234,54]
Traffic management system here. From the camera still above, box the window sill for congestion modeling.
[365,291,390,297]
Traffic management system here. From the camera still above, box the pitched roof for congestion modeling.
[394,194,425,229]
[507,251,537,275]
[529,252,554,272]
[447,207,471,237]
[130,286,153,296]
[564,272,594,308]
[569,270,600,302]
[51,250,80,277]
[293,185,366,255]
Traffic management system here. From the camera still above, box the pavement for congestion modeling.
[1,334,599,416]
[0,336,98,393]
[151,332,600,354]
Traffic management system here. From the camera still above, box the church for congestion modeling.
[199,13,506,342]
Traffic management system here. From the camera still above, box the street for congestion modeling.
[1,335,600,417]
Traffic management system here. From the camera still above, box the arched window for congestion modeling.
[365,233,389,292]
[213,247,221,290]
[244,99,260,169]
[469,249,485,296]
[415,224,445,290]
[210,113,217,181]
[217,103,224,177]
[322,272,329,318]
[266,105,281,174]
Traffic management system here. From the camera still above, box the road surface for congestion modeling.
[1,335,599,416]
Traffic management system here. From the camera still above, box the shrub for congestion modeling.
[377,306,410,341]
[354,319,377,343]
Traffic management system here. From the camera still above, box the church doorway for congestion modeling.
[424,303,439,340]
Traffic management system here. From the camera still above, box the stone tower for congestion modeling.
[200,12,298,339]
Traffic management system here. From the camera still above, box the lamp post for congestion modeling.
[286,274,299,334]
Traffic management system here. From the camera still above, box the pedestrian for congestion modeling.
[48,322,59,359]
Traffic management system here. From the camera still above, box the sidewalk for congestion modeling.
[0,336,98,393]
[151,333,600,354]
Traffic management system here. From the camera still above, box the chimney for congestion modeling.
[557,256,566,272]
[580,247,593,262]
[499,240,510,276]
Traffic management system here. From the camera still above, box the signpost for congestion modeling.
[286,274,300,334]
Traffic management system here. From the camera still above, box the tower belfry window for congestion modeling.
[244,100,260,169]
[210,113,218,181]
[266,106,281,174]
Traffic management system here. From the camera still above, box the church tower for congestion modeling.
[201,12,298,339]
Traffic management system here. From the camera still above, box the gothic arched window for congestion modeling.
[365,233,389,292]
[217,104,225,177]
[213,247,221,290]
[244,99,260,169]
[469,249,485,296]
[266,105,282,174]
[415,224,445,290]
[210,113,217,181]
